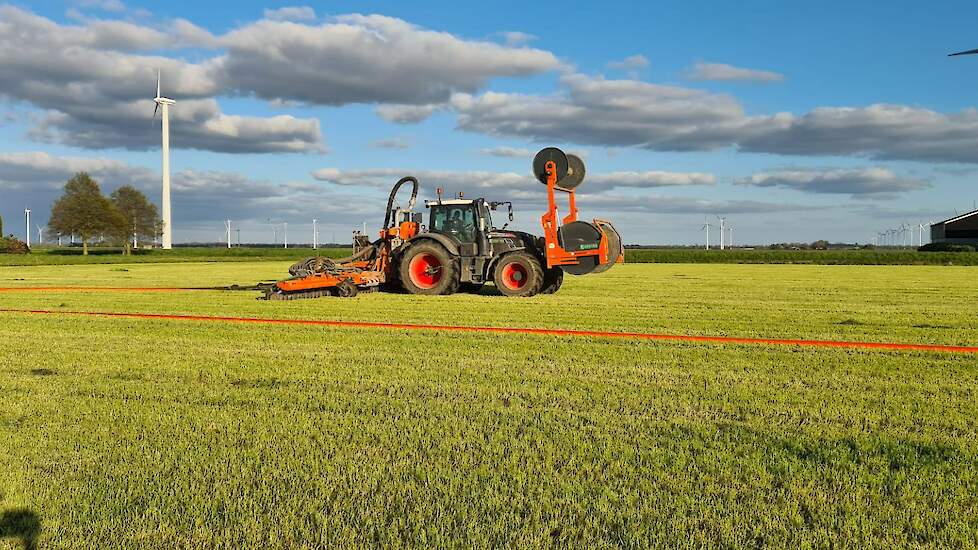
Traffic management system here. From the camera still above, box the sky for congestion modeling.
[2,0,978,246]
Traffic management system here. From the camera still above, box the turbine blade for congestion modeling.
[152,101,159,125]
[949,48,978,56]
[156,69,161,98]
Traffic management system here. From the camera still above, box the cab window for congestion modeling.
[431,205,476,242]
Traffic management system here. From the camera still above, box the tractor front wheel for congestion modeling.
[540,267,564,294]
[493,251,543,297]
[399,241,460,295]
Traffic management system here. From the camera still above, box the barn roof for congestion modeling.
[933,208,978,226]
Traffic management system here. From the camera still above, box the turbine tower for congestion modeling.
[701,221,714,250]
[24,208,30,247]
[153,70,176,249]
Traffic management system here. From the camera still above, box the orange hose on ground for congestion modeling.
[1,308,976,354]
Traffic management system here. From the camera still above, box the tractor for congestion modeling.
[263,147,623,300]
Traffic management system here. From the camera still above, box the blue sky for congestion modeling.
[2,0,978,245]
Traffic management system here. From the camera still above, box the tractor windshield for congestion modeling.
[431,204,477,243]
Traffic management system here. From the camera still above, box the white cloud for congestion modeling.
[450,72,978,163]
[0,6,323,153]
[311,166,713,193]
[213,14,560,106]
[371,137,411,150]
[735,167,929,197]
[684,62,784,83]
[263,6,317,22]
[375,103,444,124]
[499,31,535,46]
[74,0,127,13]
[452,73,754,151]
[480,146,532,158]
[608,54,649,71]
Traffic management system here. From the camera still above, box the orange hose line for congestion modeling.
[1,307,976,354]
[0,287,202,292]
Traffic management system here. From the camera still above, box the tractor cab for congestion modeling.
[426,198,490,256]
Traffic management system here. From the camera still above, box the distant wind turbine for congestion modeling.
[153,69,176,250]
[701,220,714,250]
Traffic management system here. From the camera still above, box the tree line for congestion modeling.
[48,172,161,255]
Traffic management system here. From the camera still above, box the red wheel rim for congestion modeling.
[409,253,442,289]
[501,262,528,290]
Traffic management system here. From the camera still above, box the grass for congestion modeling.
[0,247,353,266]
[5,245,978,266]
[1,262,977,547]
[623,248,978,265]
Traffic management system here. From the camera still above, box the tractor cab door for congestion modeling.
[430,203,482,256]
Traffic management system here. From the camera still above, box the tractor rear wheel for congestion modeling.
[493,251,543,297]
[540,267,564,294]
[399,241,459,295]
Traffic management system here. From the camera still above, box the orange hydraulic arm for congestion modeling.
[539,160,611,269]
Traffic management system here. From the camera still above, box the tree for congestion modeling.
[110,185,161,255]
[48,172,122,255]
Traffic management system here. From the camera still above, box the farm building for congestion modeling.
[930,209,978,246]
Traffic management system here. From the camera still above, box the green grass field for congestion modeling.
[5,245,978,266]
[1,261,977,548]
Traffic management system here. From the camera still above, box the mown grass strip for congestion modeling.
[4,307,977,354]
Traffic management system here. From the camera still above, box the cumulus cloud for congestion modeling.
[0,7,559,152]
[311,166,714,193]
[74,0,127,13]
[684,61,784,83]
[499,31,536,46]
[213,14,560,106]
[480,146,532,158]
[452,73,757,151]
[738,104,978,163]
[735,167,929,197]
[375,103,444,124]
[0,6,323,153]
[371,137,411,150]
[451,72,978,163]
[263,6,317,22]
[0,151,153,190]
[608,54,649,71]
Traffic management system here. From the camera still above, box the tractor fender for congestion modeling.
[506,230,547,264]
[403,232,461,257]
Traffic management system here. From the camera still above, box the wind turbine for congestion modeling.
[283,222,288,249]
[312,218,318,250]
[727,225,733,249]
[950,48,978,57]
[36,224,43,244]
[716,216,726,250]
[226,219,232,249]
[24,208,30,247]
[153,69,176,250]
[701,220,714,250]
[917,222,926,247]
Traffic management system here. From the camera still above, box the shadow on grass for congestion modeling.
[0,508,40,550]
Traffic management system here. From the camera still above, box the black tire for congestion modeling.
[540,267,563,294]
[493,251,544,297]
[399,241,459,295]
[459,282,485,294]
